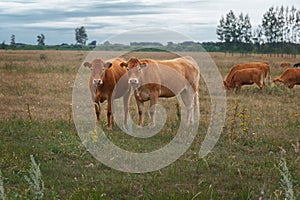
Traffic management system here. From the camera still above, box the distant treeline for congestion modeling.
[1,41,300,55]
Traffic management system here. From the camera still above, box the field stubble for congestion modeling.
[0,50,299,199]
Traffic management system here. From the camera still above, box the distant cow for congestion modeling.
[84,58,129,129]
[223,62,270,90]
[120,56,199,126]
[226,68,265,92]
[293,63,300,68]
[273,68,300,89]
[280,62,292,68]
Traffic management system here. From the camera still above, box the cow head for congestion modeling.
[120,57,147,86]
[84,59,112,87]
[223,80,230,90]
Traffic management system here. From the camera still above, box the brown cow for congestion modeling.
[273,68,300,88]
[280,62,292,68]
[227,68,265,92]
[223,62,270,90]
[84,58,130,129]
[120,56,199,127]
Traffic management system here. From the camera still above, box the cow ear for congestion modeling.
[140,62,147,68]
[83,62,92,69]
[104,62,112,69]
[120,62,128,69]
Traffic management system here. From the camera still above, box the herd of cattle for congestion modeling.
[224,61,300,91]
[83,56,300,129]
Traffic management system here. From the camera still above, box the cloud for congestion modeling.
[0,0,299,44]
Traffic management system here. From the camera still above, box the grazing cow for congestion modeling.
[120,56,199,126]
[280,62,292,68]
[227,68,265,92]
[273,68,300,89]
[84,58,129,129]
[293,62,300,68]
[223,62,270,90]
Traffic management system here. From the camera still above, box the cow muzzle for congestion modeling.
[93,79,103,86]
[128,78,139,85]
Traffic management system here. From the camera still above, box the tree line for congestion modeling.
[2,26,90,48]
[216,5,300,54]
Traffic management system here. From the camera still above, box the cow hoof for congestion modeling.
[149,123,155,128]
[137,125,143,129]
[123,124,129,130]
[106,126,112,131]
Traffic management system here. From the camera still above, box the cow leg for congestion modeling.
[149,93,158,127]
[193,91,199,123]
[94,102,101,125]
[107,97,113,130]
[255,79,263,90]
[288,83,295,89]
[137,101,144,127]
[123,89,130,129]
[180,89,194,124]
[235,84,241,93]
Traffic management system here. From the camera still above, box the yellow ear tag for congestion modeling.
[122,66,126,69]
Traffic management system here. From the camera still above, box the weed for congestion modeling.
[26,103,32,121]
[39,54,47,60]
[24,155,45,200]
[278,149,295,200]
[0,170,5,200]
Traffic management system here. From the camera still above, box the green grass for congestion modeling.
[0,115,299,199]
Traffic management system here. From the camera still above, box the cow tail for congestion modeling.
[194,90,199,121]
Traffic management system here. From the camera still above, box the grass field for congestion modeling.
[0,50,299,199]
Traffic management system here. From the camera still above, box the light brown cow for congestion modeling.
[223,62,270,90]
[84,58,130,129]
[280,62,292,68]
[120,56,199,127]
[227,68,265,92]
[273,68,300,89]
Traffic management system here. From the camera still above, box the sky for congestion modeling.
[0,0,299,45]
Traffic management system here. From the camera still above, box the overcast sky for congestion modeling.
[0,0,299,45]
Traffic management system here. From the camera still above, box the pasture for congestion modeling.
[0,50,299,199]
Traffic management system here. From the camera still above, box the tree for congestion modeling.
[217,10,252,44]
[37,34,45,46]
[225,10,238,42]
[10,34,15,46]
[216,16,225,42]
[252,25,263,45]
[262,7,277,43]
[242,14,252,43]
[75,26,88,46]
[88,40,97,46]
